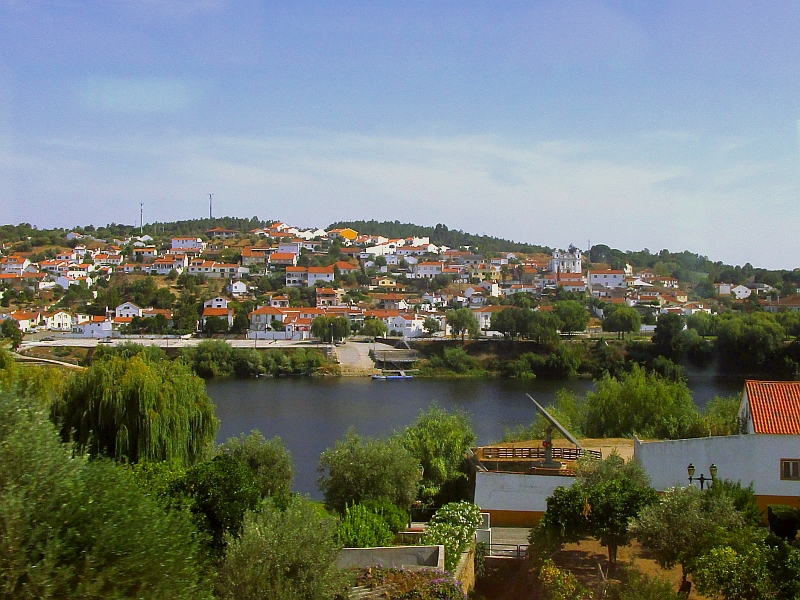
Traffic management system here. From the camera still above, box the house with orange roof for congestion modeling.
[307,265,335,286]
[269,252,298,267]
[201,306,234,329]
[327,227,358,242]
[636,380,800,519]
[316,287,343,308]
[207,227,237,239]
[7,310,41,332]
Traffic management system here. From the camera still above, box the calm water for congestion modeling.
[207,374,743,498]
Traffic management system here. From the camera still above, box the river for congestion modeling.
[207,373,743,498]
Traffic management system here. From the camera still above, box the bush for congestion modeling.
[583,365,703,439]
[219,430,293,504]
[538,559,586,600]
[216,496,348,600]
[608,571,681,600]
[182,339,235,378]
[421,501,482,572]
[361,498,409,533]
[170,454,261,555]
[0,392,212,599]
[337,502,394,548]
[768,505,800,540]
[232,348,263,377]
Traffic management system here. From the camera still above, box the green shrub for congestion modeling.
[232,348,263,377]
[337,503,394,548]
[538,559,585,600]
[421,501,482,572]
[361,498,409,533]
[608,571,682,600]
[768,505,800,540]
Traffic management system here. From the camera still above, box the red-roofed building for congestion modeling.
[201,306,234,328]
[740,381,800,435]
[636,380,800,522]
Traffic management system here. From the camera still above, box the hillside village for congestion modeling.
[0,219,796,341]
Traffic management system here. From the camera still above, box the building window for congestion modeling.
[781,459,800,480]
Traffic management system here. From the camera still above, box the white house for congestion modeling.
[732,284,752,300]
[115,302,143,318]
[412,262,444,279]
[588,270,627,288]
[227,281,248,296]
[387,313,426,338]
[203,297,230,309]
[44,310,73,331]
[171,237,206,252]
[307,265,335,286]
[72,319,112,338]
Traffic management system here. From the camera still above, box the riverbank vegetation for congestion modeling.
[90,339,338,378]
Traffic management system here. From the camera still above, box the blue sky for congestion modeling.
[1,1,799,269]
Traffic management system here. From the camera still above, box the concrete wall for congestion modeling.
[336,545,444,571]
[635,434,800,512]
[474,471,575,526]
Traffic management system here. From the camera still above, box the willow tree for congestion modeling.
[52,355,218,465]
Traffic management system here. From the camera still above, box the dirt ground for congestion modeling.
[475,538,707,599]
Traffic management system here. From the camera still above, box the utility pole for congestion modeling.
[140,203,143,235]
[209,193,213,221]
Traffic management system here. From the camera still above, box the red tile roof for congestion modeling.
[745,380,800,434]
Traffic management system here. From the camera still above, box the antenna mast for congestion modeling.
[209,193,213,221]
[140,203,143,235]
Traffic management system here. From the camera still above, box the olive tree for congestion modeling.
[318,430,421,513]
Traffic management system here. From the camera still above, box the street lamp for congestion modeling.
[687,463,717,490]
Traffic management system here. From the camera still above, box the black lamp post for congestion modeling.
[687,463,717,490]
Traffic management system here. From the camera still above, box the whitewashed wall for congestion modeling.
[634,434,800,497]
[474,471,575,513]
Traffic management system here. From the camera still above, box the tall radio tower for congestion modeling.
[140,203,143,235]
[209,193,213,220]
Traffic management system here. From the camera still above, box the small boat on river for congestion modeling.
[372,370,414,380]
